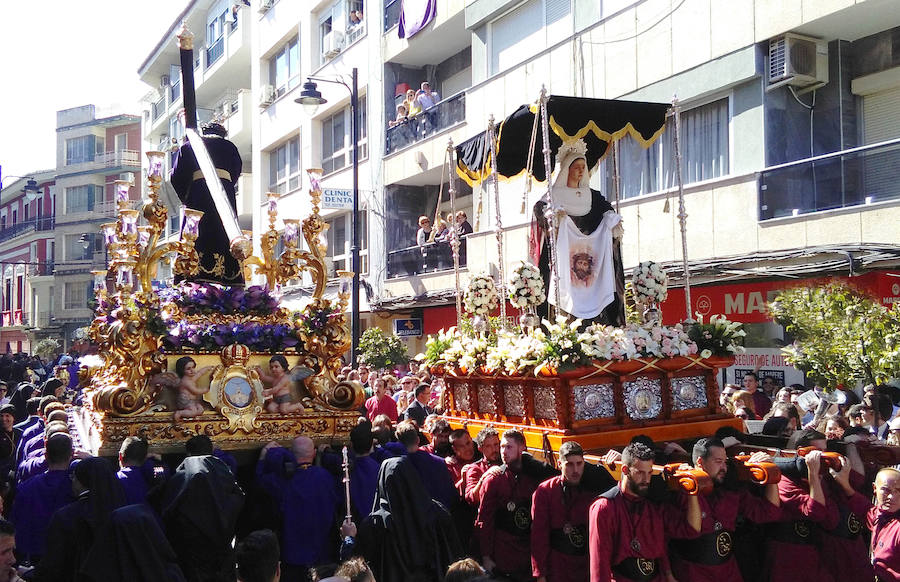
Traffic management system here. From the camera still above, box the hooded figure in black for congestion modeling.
[9,382,34,423]
[40,378,65,399]
[170,121,244,286]
[358,455,463,581]
[81,503,186,582]
[32,456,126,582]
[151,454,244,582]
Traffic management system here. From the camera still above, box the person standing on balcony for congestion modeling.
[416,216,432,247]
[416,82,440,135]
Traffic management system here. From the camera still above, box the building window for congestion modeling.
[64,282,89,310]
[65,185,102,214]
[322,96,367,175]
[269,37,300,99]
[64,233,97,261]
[489,0,572,76]
[325,210,368,278]
[268,137,301,194]
[601,97,730,199]
[206,8,228,67]
[114,133,128,152]
[65,135,104,165]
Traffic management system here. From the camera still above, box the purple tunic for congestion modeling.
[9,469,74,558]
[16,453,47,484]
[256,452,340,567]
[117,466,149,506]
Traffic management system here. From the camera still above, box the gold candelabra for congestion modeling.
[87,151,203,415]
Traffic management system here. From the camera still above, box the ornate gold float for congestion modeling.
[76,160,363,455]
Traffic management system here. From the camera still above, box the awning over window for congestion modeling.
[455,95,669,186]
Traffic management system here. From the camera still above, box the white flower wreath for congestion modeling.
[632,261,668,304]
[464,273,500,316]
[508,262,546,309]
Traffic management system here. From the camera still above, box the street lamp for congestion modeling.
[296,68,361,366]
[0,177,41,202]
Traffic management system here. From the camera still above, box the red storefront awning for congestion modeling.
[659,269,900,325]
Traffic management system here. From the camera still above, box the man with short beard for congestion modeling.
[588,442,701,582]
[531,441,594,582]
[668,438,780,581]
[463,427,501,507]
[476,429,542,580]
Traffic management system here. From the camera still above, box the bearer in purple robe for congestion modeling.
[9,432,74,563]
[256,437,340,578]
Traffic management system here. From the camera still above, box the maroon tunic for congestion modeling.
[868,506,900,581]
[531,476,594,582]
[820,473,873,582]
[764,476,840,582]
[476,465,542,580]
[669,486,781,582]
[463,458,495,507]
[589,484,694,582]
[445,455,469,497]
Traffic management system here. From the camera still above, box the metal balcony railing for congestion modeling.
[759,138,900,220]
[152,95,166,121]
[386,91,466,155]
[384,0,401,31]
[207,37,225,68]
[28,262,54,276]
[386,239,468,279]
[0,217,55,243]
[94,149,141,168]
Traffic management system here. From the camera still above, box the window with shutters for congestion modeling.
[862,85,900,204]
[488,0,572,76]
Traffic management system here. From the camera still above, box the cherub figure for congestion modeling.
[255,355,303,414]
[174,356,214,421]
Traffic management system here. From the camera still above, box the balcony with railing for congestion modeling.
[0,217,55,244]
[759,138,900,220]
[386,91,466,155]
[94,149,141,169]
[387,239,468,279]
[207,36,225,68]
[152,94,166,122]
[28,262,54,277]
[1,310,24,327]
[384,0,401,32]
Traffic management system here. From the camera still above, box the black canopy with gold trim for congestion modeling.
[455,95,669,186]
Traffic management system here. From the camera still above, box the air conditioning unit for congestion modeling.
[119,172,135,184]
[767,33,829,92]
[258,0,273,14]
[259,84,275,107]
[160,74,170,88]
[322,30,344,60]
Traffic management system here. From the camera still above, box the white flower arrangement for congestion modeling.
[464,273,500,316]
[579,324,638,361]
[508,262,546,309]
[632,261,668,304]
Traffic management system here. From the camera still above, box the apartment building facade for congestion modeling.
[129,0,900,357]
[138,0,255,267]
[0,105,143,352]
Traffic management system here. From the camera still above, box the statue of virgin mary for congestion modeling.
[529,140,626,326]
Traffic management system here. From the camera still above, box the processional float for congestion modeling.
[73,25,363,455]
[421,89,744,454]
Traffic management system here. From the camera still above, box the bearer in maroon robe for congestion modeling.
[668,438,781,582]
[588,441,701,582]
[763,430,839,582]
[476,429,542,581]
[446,429,477,495]
[531,441,593,582]
[869,467,900,581]
[463,427,501,507]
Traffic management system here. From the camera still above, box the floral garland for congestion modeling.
[508,262,546,309]
[464,273,500,316]
[158,282,280,317]
[632,261,668,304]
[162,321,301,353]
[420,315,744,375]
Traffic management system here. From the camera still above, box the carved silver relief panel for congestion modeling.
[454,382,471,412]
[671,376,708,411]
[623,377,663,420]
[533,386,558,419]
[477,383,497,414]
[504,384,526,416]
[573,383,615,420]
